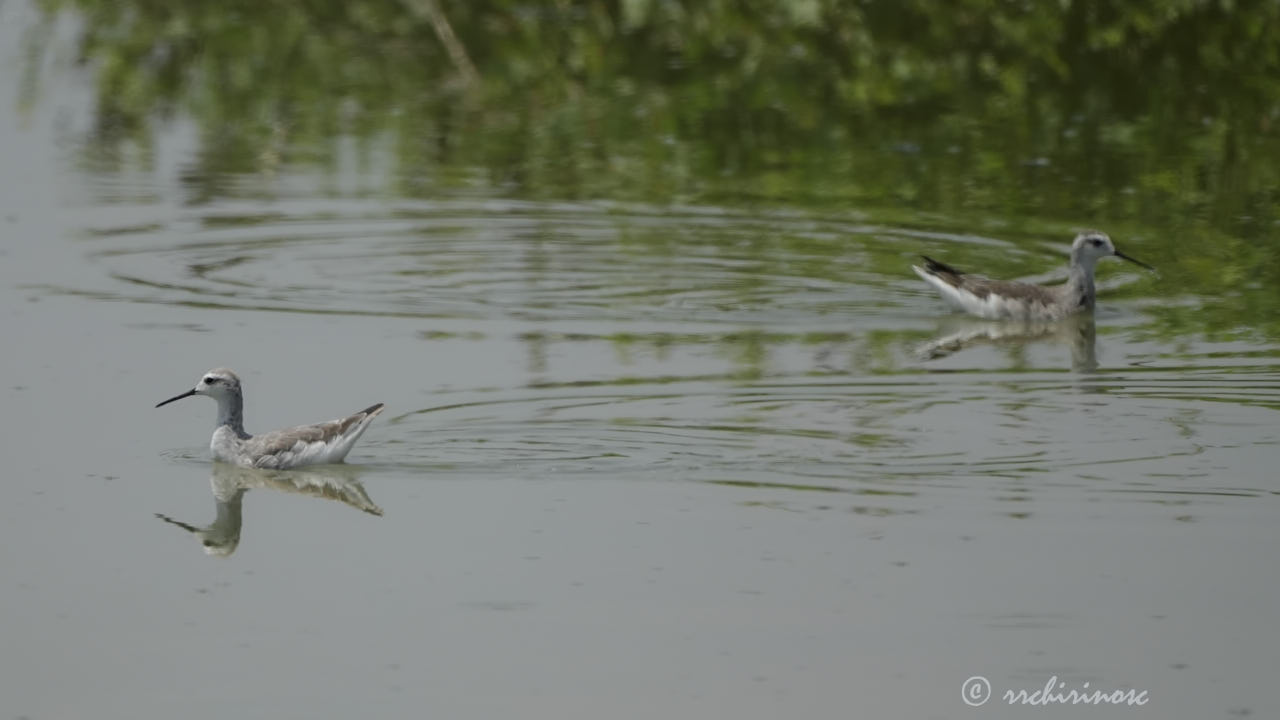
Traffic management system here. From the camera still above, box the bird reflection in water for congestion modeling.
[155,462,383,556]
[916,312,1098,372]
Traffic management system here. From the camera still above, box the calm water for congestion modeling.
[3,4,1279,719]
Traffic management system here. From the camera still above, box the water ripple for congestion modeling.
[44,197,1280,514]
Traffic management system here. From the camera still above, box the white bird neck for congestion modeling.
[214,392,249,438]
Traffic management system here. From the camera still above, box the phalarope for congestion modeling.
[156,368,384,469]
[912,230,1154,320]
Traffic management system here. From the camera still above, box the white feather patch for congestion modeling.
[913,265,1060,320]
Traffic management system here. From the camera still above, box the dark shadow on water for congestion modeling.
[155,463,382,557]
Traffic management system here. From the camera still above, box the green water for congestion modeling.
[28,0,1280,339]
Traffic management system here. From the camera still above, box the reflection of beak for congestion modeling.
[1115,249,1155,272]
[154,512,200,533]
[156,388,197,408]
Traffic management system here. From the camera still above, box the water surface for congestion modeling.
[3,3,1279,719]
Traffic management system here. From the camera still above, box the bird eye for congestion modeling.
[1089,238,1104,247]
[203,376,218,385]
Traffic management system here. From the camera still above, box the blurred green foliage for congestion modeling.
[29,0,1280,339]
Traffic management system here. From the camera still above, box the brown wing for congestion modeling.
[247,422,344,458]
[957,276,1061,305]
[246,404,385,459]
[921,255,1060,305]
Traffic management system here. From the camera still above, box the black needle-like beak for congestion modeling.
[156,388,197,408]
[1115,249,1155,272]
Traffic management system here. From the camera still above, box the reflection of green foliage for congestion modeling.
[28,0,1280,339]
